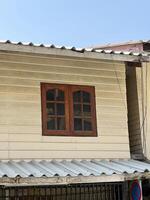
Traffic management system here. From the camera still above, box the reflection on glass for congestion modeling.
[46,89,65,102]
[46,89,55,101]
[46,88,66,131]
[57,104,65,115]
[83,91,90,103]
[56,90,64,101]
[73,91,81,102]
[74,104,81,116]
[57,118,65,130]
[47,118,55,130]
[83,104,91,116]
[84,119,92,131]
[47,103,55,115]
[74,118,82,131]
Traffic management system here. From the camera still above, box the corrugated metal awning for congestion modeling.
[0,159,149,178]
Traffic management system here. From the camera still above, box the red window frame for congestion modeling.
[70,85,97,136]
[41,83,97,137]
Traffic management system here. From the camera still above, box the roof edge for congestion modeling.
[1,172,150,186]
[0,41,148,62]
[0,174,125,186]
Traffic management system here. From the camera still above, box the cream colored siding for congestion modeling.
[135,63,150,160]
[0,52,130,159]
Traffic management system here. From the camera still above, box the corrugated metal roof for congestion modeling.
[0,40,148,57]
[90,40,150,49]
[0,159,149,178]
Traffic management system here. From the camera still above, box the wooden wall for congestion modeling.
[0,51,130,160]
[135,63,150,160]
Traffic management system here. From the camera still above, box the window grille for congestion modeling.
[0,182,123,200]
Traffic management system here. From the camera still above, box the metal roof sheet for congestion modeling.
[0,159,149,178]
[90,40,150,49]
[0,40,148,57]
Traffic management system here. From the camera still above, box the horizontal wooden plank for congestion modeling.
[9,150,130,159]
[0,118,41,126]
[0,91,126,103]
[0,110,127,124]
[0,102,41,111]
[0,99,127,111]
[0,98,127,110]
[0,103,126,114]
[0,85,40,94]
[98,112,127,119]
[0,77,126,92]
[0,125,41,134]
[0,117,127,129]
[0,142,8,150]
[0,134,9,141]
[0,96,127,111]
[0,128,128,138]
[0,62,125,78]
[0,125,128,136]
[0,52,125,71]
[9,142,129,151]
[100,128,128,136]
[0,69,125,85]
[96,91,126,99]
[0,151,9,159]
[97,121,127,128]
[0,101,126,114]
[0,93,41,103]
[97,98,126,105]
[96,106,127,113]
[7,134,129,144]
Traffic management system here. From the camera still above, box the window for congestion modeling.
[41,83,97,136]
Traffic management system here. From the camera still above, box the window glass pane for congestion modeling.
[74,104,82,116]
[74,118,82,130]
[57,103,65,115]
[84,119,92,131]
[46,89,55,101]
[83,91,91,103]
[47,118,55,130]
[83,104,91,116]
[57,118,65,130]
[73,91,81,102]
[47,103,55,115]
[56,89,64,101]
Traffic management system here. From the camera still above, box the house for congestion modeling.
[92,40,150,52]
[0,40,150,199]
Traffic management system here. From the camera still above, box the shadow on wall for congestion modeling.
[142,179,150,200]
[126,64,144,159]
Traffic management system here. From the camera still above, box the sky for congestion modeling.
[0,0,150,47]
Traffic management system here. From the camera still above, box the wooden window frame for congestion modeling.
[41,83,97,137]
[41,83,70,136]
[70,85,97,136]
